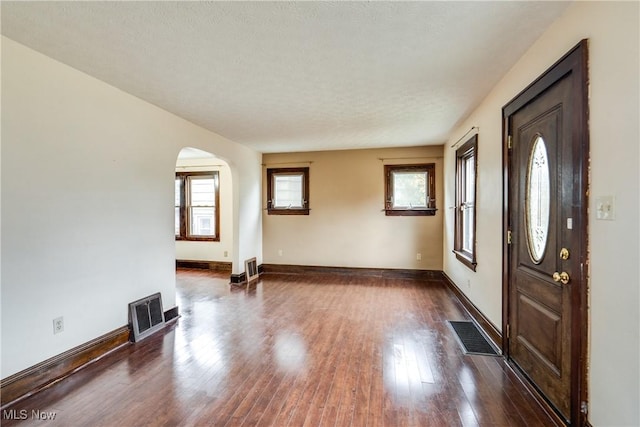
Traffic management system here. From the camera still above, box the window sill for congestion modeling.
[267,208,310,216]
[385,208,437,217]
[453,250,477,271]
[176,236,219,242]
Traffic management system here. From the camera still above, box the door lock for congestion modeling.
[560,248,570,260]
[552,271,570,285]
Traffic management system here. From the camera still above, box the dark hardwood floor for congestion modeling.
[2,269,555,426]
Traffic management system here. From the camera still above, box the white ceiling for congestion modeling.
[1,1,571,153]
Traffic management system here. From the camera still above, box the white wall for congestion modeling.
[175,156,233,262]
[442,2,639,426]
[263,146,444,270]
[1,37,262,378]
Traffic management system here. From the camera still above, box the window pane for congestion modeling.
[274,174,303,208]
[462,154,475,253]
[392,171,427,208]
[190,177,216,206]
[462,208,474,252]
[175,179,181,206]
[190,177,215,206]
[175,178,181,235]
[465,155,475,203]
[190,207,215,236]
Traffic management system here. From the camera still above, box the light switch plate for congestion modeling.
[595,196,615,220]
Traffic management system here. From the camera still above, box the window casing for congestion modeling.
[175,171,220,241]
[384,164,436,216]
[454,135,478,270]
[266,167,310,215]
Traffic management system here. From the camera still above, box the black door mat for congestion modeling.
[448,320,500,356]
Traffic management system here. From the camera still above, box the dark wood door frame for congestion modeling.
[502,40,589,426]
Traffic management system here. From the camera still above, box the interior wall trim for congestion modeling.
[441,272,502,350]
[0,326,131,409]
[176,259,232,272]
[261,263,442,280]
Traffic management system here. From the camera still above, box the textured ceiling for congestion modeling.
[1,1,571,153]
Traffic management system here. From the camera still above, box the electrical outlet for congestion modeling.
[223,250,228,257]
[278,249,283,257]
[416,253,422,261]
[53,317,64,334]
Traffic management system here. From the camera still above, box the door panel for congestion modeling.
[510,74,572,418]
[504,41,588,425]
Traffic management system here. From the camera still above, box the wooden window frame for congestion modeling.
[175,171,220,241]
[384,164,437,216]
[453,135,478,271]
[266,167,310,215]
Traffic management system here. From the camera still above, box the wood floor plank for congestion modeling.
[1,269,558,427]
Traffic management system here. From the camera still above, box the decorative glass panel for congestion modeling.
[392,171,428,208]
[526,135,550,264]
[274,174,303,208]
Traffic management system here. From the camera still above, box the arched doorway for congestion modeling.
[174,147,234,272]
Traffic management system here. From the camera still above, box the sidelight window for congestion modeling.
[454,135,478,270]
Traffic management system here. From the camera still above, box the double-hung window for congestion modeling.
[266,167,310,215]
[175,171,220,241]
[454,135,478,270]
[384,164,436,216]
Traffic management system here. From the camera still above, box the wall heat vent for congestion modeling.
[129,292,165,342]
[245,257,259,283]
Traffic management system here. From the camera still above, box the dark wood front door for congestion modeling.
[503,41,588,425]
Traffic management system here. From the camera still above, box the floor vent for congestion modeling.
[129,293,165,342]
[245,257,259,283]
[449,320,499,356]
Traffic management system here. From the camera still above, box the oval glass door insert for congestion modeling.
[526,135,550,264]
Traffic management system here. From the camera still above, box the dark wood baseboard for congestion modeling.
[261,263,442,281]
[164,306,180,323]
[441,272,502,350]
[0,326,131,409]
[230,265,264,284]
[176,259,232,272]
[230,272,245,284]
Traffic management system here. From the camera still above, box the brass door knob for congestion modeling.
[560,248,570,260]
[552,271,570,285]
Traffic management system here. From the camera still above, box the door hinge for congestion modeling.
[506,324,510,339]
[507,135,512,149]
[507,229,512,245]
[581,401,588,415]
